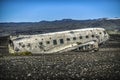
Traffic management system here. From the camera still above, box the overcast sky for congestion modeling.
[0,0,120,22]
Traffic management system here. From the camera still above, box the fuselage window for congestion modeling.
[66,38,70,41]
[92,35,94,38]
[39,42,43,45]
[73,37,76,40]
[70,31,74,34]
[46,41,50,44]
[27,43,31,47]
[96,36,99,39]
[15,47,19,52]
[22,44,25,48]
[19,43,22,46]
[79,36,82,39]
[86,35,89,38]
[60,39,64,44]
[53,40,57,45]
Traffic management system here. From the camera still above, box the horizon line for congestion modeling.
[0,17,120,23]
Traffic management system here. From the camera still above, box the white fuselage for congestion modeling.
[8,28,109,54]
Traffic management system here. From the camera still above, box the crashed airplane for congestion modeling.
[8,28,109,54]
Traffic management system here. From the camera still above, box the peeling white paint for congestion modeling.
[8,28,109,54]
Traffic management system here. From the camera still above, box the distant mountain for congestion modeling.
[0,18,120,36]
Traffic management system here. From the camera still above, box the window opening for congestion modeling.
[60,39,64,44]
[46,41,50,44]
[66,38,70,41]
[39,42,43,45]
[73,37,76,40]
[86,35,89,38]
[79,36,82,39]
[92,35,94,37]
[53,40,57,45]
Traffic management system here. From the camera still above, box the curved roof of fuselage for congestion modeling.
[34,28,105,36]
[11,28,105,40]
